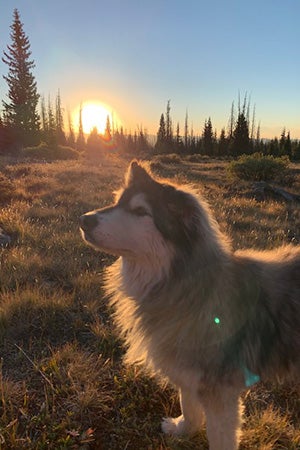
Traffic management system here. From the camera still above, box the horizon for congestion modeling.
[0,1,299,140]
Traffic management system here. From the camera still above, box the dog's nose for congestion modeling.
[79,213,98,231]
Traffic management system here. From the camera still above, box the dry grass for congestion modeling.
[0,153,299,449]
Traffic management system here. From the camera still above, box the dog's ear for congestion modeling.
[167,191,197,227]
[126,160,153,187]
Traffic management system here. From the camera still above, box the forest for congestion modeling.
[1,9,300,160]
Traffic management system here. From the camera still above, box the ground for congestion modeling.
[0,153,299,449]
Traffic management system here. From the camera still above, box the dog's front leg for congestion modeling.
[162,387,204,436]
[201,386,243,450]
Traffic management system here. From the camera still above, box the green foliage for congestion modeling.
[2,9,40,146]
[228,153,290,181]
[23,143,80,161]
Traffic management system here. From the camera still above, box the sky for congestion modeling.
[0,0,299,139]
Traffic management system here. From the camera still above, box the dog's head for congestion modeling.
[80,160,200,261]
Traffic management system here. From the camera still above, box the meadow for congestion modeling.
[0,153,299,449]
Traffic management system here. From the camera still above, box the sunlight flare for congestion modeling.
[74,102,115,135]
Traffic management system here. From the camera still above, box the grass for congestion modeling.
[0,152,299,449]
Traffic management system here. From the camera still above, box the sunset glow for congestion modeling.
[75,103,113,135]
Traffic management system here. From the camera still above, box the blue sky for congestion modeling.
[0,0,299,138]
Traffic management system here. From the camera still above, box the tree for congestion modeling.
[155,113,167,153]
[218,127,228,156]
[231,112,250,155]
[104,115,112,141]
[227,101,235,142]
[76,103,85,150]
[66,108,76,148]
[86,126,101,155]
[184,110,189,150]
[165,99,173,146]
[47,96,56,146]
[2,9,40,147]
[202,117,214,155]
[40,95,48,142]
[55,89,66,145]
[285,131,292,158]
[175,122,183,153]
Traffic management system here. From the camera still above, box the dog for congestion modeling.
[80,160,300,450]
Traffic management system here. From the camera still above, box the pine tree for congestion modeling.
[165,99,173,148]
[184,110,189,150]
[40,95,48,142]
[87,126,101,155]
[47,96,57,146]
[284,131,292,158]
[175,122,183,153]
[66,108,76,148]
[232,112,250,155]
[202,117,214,155]
[155,113,167,153]
[218,127,228,156]
[2,9,40,147]
[76,103,85,150]
[227,101,235,142]
[104,115,112,141]
[55,89,66,145]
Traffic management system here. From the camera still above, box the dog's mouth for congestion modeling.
[80,228,97,246]
[80,227,132,257]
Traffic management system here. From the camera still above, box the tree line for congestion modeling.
[154,99,300,159]
[0,9,299,160]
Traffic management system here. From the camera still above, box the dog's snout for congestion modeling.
[79,213,98,231]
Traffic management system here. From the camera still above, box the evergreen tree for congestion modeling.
[269,137,280,156]
[2,9,40,147]
[87,126,101,155]
[47,96,57,146]
[155,113,167,153]
[55,89,66,145]
[175,122,183,153]
[165,99,173,148]
[104,115,112,141]
[76,103,85,150]
[202,117,214,155]
[279,128,286,155]
[218,127,228,156]
[184,110,189,150]
[40,95,48,142]
[231,112,250,155]
[227,101,235,142]
[66,108,76,148]
[284,131,292,158]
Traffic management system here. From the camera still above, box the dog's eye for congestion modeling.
[131,206,150,216]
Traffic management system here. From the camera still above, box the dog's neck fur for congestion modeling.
[119,245,175,300]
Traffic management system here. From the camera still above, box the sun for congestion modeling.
[76,102,113,135]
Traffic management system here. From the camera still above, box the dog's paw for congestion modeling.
[161,415,187,436]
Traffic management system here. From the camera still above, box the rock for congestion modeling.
[0,228,11,247]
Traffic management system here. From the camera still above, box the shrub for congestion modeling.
[23,143,80,161]
[228,153,290,182]
[153,153,182,164]
[0,174,15,204]
[186,154,210,163]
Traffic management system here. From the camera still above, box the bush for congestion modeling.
[186,154,210,163]
[228,153,290,182]
[23,143,80,161]
[0,174,15,204]
[153,153,182,164]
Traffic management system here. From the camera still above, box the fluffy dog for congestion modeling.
[80,160,300,450]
